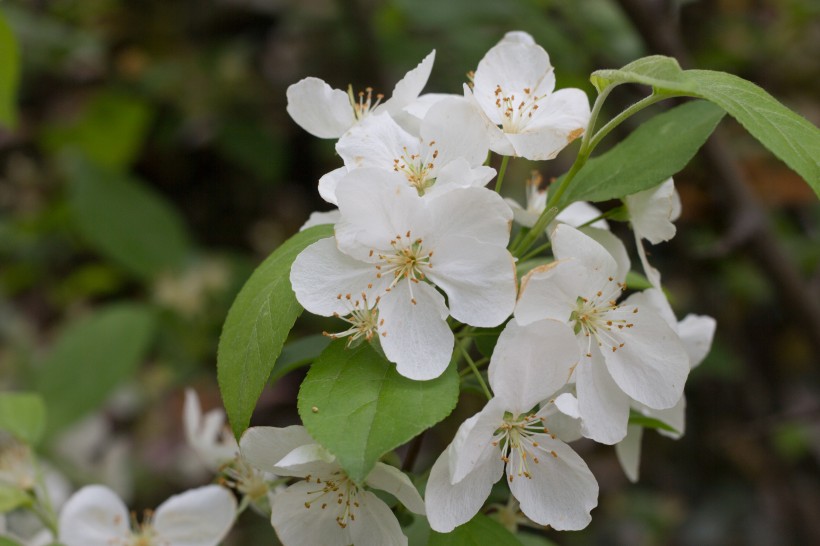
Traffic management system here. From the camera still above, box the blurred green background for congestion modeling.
[1,0,818,544]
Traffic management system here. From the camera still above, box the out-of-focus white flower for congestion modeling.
[515,225,689,444]
[468,31,590,160]
[153,258,231,316]
[241,425,424,546]
[291,169,516,380]
[183,388,238,472]
[286,51,435,139]
[425,319,597,532]
[59,484,236,546]
[623,178,682,287]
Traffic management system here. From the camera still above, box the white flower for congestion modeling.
[623,178,682,287]
[425,319,597,532]
[183,388,239,472]
[58,484,236,546]
[290,169,516,380]
[317,96,495,204]
[468,31,590,160]
[614,288,715,481]
[515,224,689,444]
[240,425,425,546]
[286,51,435,139]
[299,209,341,231]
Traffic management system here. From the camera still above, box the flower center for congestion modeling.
[348,85,384,121]
[303,472,361,529]
[326,292,383,345]
[570,277,634,357]
[493,84,547,133]
[492,413,559,483]
[221,456,270,501]
[374,231,434,304]
[0,442,36,491]
[393,142,440,195]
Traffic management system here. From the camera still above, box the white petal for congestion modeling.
[153,485,237,546]
[239,426,316,475]
[449,399,507,484]
[364,463,425,515]
[428,159,495,197]
[541,395,584,443]
[273,444,339,478]
[348,490,407,546]
[488,318,579,413]
[286,77,355,139]
[625,178,679,244]
[627,288,677,329]
[635,231,662,288]
[648,396,687,439]
[426,237,516,327]
[500,31,536,45]
[299,209,341,231]
[515,261,578,326]
[378,283,453,380]
[603,299,689,410]
[421,96,490,167]
[382,51,436,116]
[506,197,541,228]
[555,201,607,229]
[425,186,513,247]
[575,348,630,444]
[290,237,388,317]
[336,112,417,172]
[581,227,630,282]
[425,445,502,533]
[270,481,354,546]
[615,425,643,483]
[678,314,716,369]
[551,224,619,282]
[335,169,427,260]
[58,485,130,546]
[317,167,347,206]
[508,434,598,530]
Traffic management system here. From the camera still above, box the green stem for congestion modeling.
[460,343,492,400]
[519,240,553,262]
[494,155,510,194]
[586,92,677,153]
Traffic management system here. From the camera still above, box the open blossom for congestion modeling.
[59,484,236,546]
[286,51,435,139]
[624,178,682,287]
[183,388,238,472]
[468,31,590,160]
[614,288,716,481]
[316,96,495,204]
[291,168,516,380]
[240,426,425,546]
[514,224,689,444]
[425,319,597,532]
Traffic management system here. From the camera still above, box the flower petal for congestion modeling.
[515,261,578,326]
[299,209,341,231]
[551,224,619,282]
[378,282,453,380]
[58,485,130,546]
[270,481,354,546]
[449,399,507,484]
[508,434,598,530]
[425,186,513,247]
[239,425,316,475]
[679,314,716,369]
[364,463,425,515]
[575,348,630,444]
[273,444,339,478]
[153,485,237,546]
[426,237,516,327]
[286,77,355,139]
[488,318,579,413]
[625,178,680,245]
[336,113,418,173]
[425,445,502,533]
[382,50,436,116]
[317,167,347,206]
[348,490,408,546]
[421,97,490,167]
[615,425,643,483]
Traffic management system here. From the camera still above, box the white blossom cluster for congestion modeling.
[2,30,717,546]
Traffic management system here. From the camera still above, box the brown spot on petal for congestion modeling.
[567,127,584,142]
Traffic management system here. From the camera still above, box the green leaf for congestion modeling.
[0,538,24,546]
[298,340,459,484]
[684,70,820,193]
[428,514,523,546]
[41,91,152,169]
[0,10,20,128]
[0,484,31,513]
[591,57,820,196]
[0,392,46,445]
[270,334,332,383]
[63,153,193,280]
[628,410,678,434]
[36,304,157,435]
[559,100,725,205]
[217,225,333,438]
